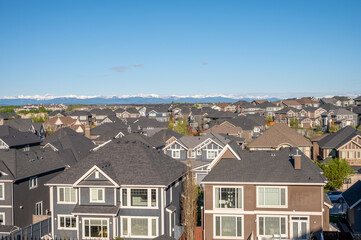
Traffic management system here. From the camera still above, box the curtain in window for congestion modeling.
[265,217,280,235]
[131,218,148,236]
[221,216,236,237]
[131,189,148,206]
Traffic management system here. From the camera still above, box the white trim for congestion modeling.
[0,212,5,225]
[205,210,323,215]
[201,181,326,186]
[256,186,288,208]
[290,216,309,239]
[92,140,112,152]
[89,188,105,203]
[82,217,109,239]
[0,183,4,200]
[213,186,243,210]
[207,144,241,170]
[163,139,189,151]
[121,188,158,209]
[171,149,181,159]
[0,139,9,150]
[43,143,59,151]
[50,186,54,238]
[120,216,158,238]
[57,214,77,230]
[161,188,164,235]
[213,214,244,239]
[257,215,288,238]
[73,165,119,187]
[57,187,77,204]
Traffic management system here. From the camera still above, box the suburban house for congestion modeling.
[44,116,78,133]
[127,118,169,137]
[90,108,115,125]
[342,180,361,234]
[0,126,41,150]
[201,147,330,240]
[256,101,282,117]
[48,111,65,119]
[355,96,361,106]
[217,103,236,112]
[218,116,264,142]
[90,122,129,145]
[146,105,170,122]
[316,126,361,165]
[321,108,358,131]
[296,97,320,108]
[248,123,312,158]
[41,128,96,163]
[203,124,243,137]
[281,99,302,109]
[333,96,355,107]
[149,129,183,149]
[115,108,141,119]
[45,140,186,239]
[163,132,231,162]
[0,148,68,230]
[274,107,300,125]
[65,111,92,126]
[4,118,45,139]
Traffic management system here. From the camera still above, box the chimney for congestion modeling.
[85,126,91,139]
[294,150,301,170]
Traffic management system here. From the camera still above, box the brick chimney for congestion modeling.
[294,150,301,170]
[84,126,91,139]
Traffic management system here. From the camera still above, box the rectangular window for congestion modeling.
[258,216,287,237]
[58,187,77,203]
[215,187,243,209]
[90,188,105,203]
[29,177,38,189]
[35,201,42,215]
[207,150,218,159]
[214,215,243,238]
[188,150,195,158]
[257,187,287,207]
[172,150,180,158]
[358,152,361,159]
[131,189,148,206]
[121,217,158,237]
[151,189,156,207]
[58,215,76,229]
[0,183,4,200]
[83,219,108,239]
[0,213,4,225]
[122,189,127,206]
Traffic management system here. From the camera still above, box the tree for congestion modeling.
[265,115,273,122]
[182,161,198,240]
[317,158,354,190]
[289,116,299,129]
[328,124,339,133]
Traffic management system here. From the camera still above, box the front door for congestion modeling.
[291,217,308,239]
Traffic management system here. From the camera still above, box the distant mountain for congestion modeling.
[0,95,282,105]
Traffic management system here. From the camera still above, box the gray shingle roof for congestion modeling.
[318,126,361,149]
[47,140,187,186]
[149,129,183,148]
[342,180,361,208]
[0,126,41,147]
[202,147,325,184]
[4,118,34,132]
[324,193,333,208]
[178,132,230,149]
[0,148,67,181]
[72,203,120,215]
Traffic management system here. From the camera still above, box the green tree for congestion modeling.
[289,116,299,129]
[328,124,339,133]
[317,158,354,190]
[265,115,273,122]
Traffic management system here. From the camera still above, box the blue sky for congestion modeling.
[0,0,360,98]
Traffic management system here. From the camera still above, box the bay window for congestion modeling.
[215,215,243,238]
[257,187,287,207]
[215,187,243,209]
[258,216,287,237]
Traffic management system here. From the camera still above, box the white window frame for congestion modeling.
[0,183,4,200]
[213,214,244,239]
[58,214,77,230]
[82,218,109,239]
[0,212,5,225]
[120,216,158,238]
[35,201,43,215]
[90,188,105,203]
[121,188,158,209]
[213,186,243,210]
[257,215,288,238]
[57,187,77,204]
[256,186,287,208]
[207,150,218,159]
[171,150,180,159]
[290,216,309,240]
[29,177,38,189]
[187,149,195,158]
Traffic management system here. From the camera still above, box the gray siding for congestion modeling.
[0,181,13,225]
[79,187,115,206]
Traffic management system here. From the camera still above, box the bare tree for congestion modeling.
[181,160,198,240]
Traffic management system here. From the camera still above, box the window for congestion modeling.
[197,149,202,155]
[215,187,243,209]
[29,177,38,189]
[122,189,127,207]
[122,188,157,208]
[121,217,157,237]
[131,189,148,206]
[0,213,4,225]
[172,150,180,158]
[58,187,77,203]
[257,187,287,207]
[83,219,108,239]
[215,215,243,238]
[188,150,195,158]
[358,152,361,159]
[58,215,76,229]
[258,216,287,237]
[95,171,99,179]
[349,151,354,159]
[0,183,4,200]
[35,201,43,215]
[207,150,218,159]
[90,188,105,203]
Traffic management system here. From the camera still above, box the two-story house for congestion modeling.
[0,126,41,150]
[116,108,141,119]
[321,108,358,131]
[201,147,330,240]
[45,140,186,239]
[146,105,170,122]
